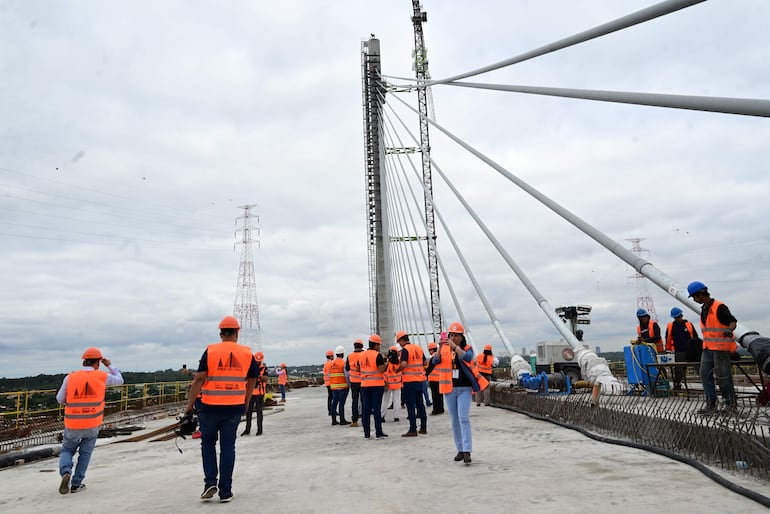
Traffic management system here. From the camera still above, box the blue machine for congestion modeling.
[624,344,659,395]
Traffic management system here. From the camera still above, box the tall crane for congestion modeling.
[411,1,442,340]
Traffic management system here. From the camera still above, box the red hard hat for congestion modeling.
[395,330,408,341]
[81,347,103,360]
[325,349,334,357]
[369,334,382,344]
[353,339,364,347]
[280,362,287,368]
[255,352,265,361]
[219,316,240,329]
[448,322,465,334]
[390,345,400,352]
[484,344,492,351]
[427,342,438,350]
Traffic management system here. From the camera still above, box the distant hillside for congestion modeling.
[0,369,192,392]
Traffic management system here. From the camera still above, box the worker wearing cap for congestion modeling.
[323,349,334,419]
[56,347,123,495]
[665,307,700,391]
[397,330,428,437]
[475,344,499,406]
[242,351,269,436]
[687,281,738,415]
[345,339,365,427]
[329,345,350,425]
[185,316,257,503]
[635,308,663,354]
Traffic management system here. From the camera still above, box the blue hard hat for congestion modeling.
[636,308,648,317]
[687,281,708,297]
[670,307,683,318]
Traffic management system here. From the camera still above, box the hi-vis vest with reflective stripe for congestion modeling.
[347,351,363,384]
[401,344,426,382]
[278,369,288,385]
[665,320,696,352]
[384,362,403,390]
[64,370,108,429]
[330,357,349,390]
[701,300,738,352]
[201,342,254,406]
[637,320,663,353]
[323,359,333,386]
[255,363,268,395]
[475,354,493,375]
[437,346,489,394]
[359,349,385,387]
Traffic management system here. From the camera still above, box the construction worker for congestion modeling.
[345,339,364,427]
[242,351,269,436]
[277,363,288,402]
[433,322,489,464]
[184,316,257,503]
[687,281,738,415]
[56,347,123,494]
[357,334,388,439]
[425,338,445,415]
[397,330,427,437]
[381,345,403,422]
[329,345,350,425]
[636,308,663,354]
[475,344,499,406]
[323,349,334,418]
[665,307,700,390]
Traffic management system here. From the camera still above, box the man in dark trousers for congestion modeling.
[636,308,663,354]
[185,316,257,503]
[665,307,700,390]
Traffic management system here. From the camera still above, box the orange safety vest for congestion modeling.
[359,349,385,388]
[637,320,663,353]
[278,369,288,385]
[323,359,333,386]
[200,342,254,406]
[436,346,489,395]
[427,361,440,382]
[347,351,363,384]
[63,370,108,429]
[401,344,426,382]
[475,354,493,375]
[384,362,403,390]
[254,363,268,395]
[701,300,738,352]
[329,357,349,390]
[665,320,696,352]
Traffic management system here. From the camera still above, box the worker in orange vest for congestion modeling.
[276,363,288,402]
[345,339,365,427]
[56,347,123,495]
[242,351,269,436]
[357,334,388,439]
[475,344,499,406]
[329,345,350,425]
[432,322,489,464]
[184,316,258,503]
[397,330,427,437]
[323,349,334,419]
[424,338,445,415]
[636,308,663,353]
[381,345,403,422]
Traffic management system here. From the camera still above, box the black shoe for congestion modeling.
[331,419,339,426]
[463,452,472,464]
[698,403,717,415]
[376,433,389,439]
[59,473,71,495]
[219,493,234,503]
[426,402,432,406]
[255,430,262,436]
[240,429,250,436]
[393,417,400,422]
[339,420,350,425]
[201,485,218,500]
[418,428,427,435]
[70,484,86,494]
[453,452,464,462]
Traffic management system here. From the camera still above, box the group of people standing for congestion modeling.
[635,281,739,415]
[323,323,495,464]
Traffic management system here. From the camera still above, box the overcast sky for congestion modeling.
[2,1,769,378]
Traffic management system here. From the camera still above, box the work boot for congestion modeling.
[697,401,717,415]
[453,452,464,462]
[255,427,262,436]
[339,419,351,425]
[463,452,472,464]
[402,431,418,437]
[331,415,339,426]
[418,427,427,435]
[240,428,250,436]
[350,421,358,427]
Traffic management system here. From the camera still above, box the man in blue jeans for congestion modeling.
[185,316,257,503]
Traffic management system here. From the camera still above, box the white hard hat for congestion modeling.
[335,345,345,354]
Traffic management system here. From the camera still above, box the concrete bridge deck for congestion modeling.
[1,386,769,513]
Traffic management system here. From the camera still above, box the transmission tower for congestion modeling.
[233,204,262,351]
[410,1,442,340]
[626,237,658,321]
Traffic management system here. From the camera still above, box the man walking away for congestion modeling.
[185,316,257,503]
[57,347,123,494]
